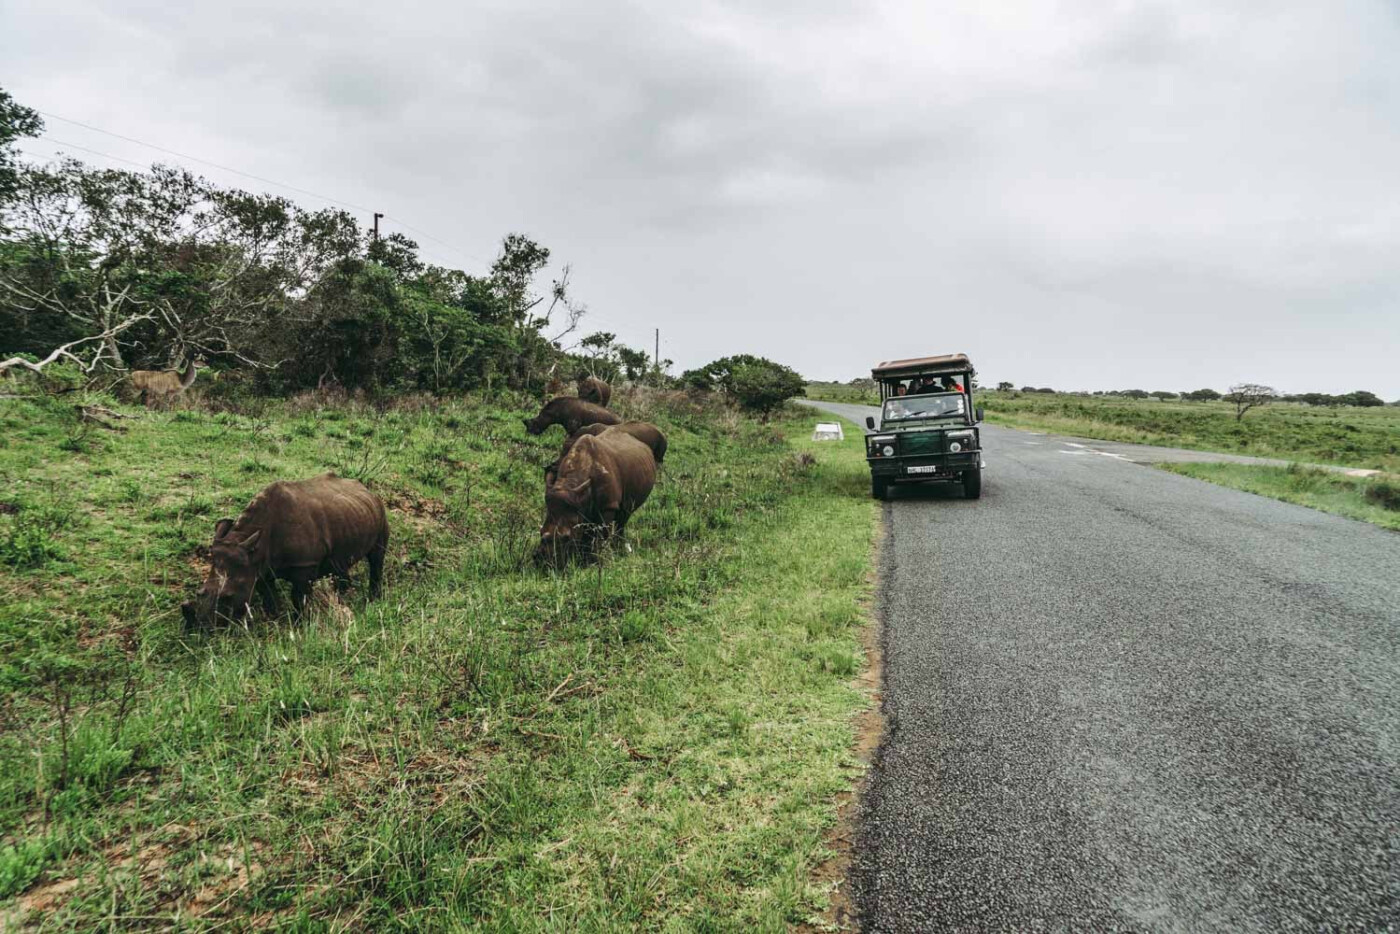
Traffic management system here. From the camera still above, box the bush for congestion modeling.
[0,500,72,569]
[731,364,803,419]
[0,839,49,899]
[1364,481,1400,512]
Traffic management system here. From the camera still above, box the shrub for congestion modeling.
[0,500,72,569]
[0,839,49,899]
[730,360,806,420]
[1364,481,1400,512]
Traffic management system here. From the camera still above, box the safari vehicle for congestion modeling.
[864,353,984,500]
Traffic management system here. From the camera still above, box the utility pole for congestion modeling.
[372,212,383,242]
[654,328,660,371]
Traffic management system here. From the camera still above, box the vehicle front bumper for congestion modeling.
[868,451,981,480]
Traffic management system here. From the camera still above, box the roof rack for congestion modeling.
[871,353,974,380]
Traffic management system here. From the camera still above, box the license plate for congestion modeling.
[905,465,950,476]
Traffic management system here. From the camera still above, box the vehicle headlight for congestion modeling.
[946,430,975,451]
[882,445,895,457]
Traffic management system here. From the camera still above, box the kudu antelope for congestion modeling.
[130,356,205,407]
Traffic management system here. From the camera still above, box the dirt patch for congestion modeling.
[10,823,266,924]
[385,489,452,536]
[797,521,886,933]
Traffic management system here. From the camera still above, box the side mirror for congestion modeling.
[975,407,985,423]
[865,416,875,430]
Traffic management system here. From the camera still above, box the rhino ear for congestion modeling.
[213,518,234,540]
[239,529,262,551]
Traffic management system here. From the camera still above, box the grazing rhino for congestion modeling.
[523,396,622,436]
[577,375,612,407]
[545,421,667,484]
[182,473,388,629]
[536,431,656,566]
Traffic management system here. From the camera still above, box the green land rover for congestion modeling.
[864,353,985,501]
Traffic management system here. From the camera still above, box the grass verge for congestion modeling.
[0,389,877,930]
[979,392,1400,472]
[1159,462,1400,532]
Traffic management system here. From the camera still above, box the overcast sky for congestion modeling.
[3,0,1399,396]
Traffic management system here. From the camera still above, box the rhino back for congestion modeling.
[590,433,656,514]
[246,476,386,571]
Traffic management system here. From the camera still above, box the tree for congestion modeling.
[1122,389,1149,399]
[1150,391,1178,400]
[616,346,650,382]
[1342,390,1384,408]
[995,381,1014,392]
[0,159,205,370]
[0,86,43,208]
[577,331,619,382]
[680,354,768,393]
[1183,388,1221,402]
[1225,383,1276,421]
[729,359,806,420]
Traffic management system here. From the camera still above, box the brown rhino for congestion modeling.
[536,431,656,566]
[577,375,612,407]
[523,396,622,436]
[545,421,667,484]
[182,473,388,629]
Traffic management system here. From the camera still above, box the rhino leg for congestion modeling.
[256,573,281,616]
[367,540,386,600]
[285,569,316,618]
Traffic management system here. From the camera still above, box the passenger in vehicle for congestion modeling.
[895,384,908,396]
[941,376,964,392]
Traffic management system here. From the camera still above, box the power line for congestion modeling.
[31,136,151,170]
[33,108,492,269]
[38,109,378,214]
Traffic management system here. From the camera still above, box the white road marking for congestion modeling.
[1097,452,1129,460]
[1058,450,1088,455]
[1065,442,1087,448]
[1023,441,1042,445]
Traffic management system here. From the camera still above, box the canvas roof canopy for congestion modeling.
[871,353,974,381]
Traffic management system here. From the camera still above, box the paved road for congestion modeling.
[801,400,1400,933]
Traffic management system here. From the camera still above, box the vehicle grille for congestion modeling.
[899,432,943,456]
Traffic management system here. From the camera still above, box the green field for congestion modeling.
[975,392,1400,472]
[805,383,1400,472]
[0,389,877,930]
[802,383,879,407]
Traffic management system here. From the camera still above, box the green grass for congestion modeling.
[0,388,877,930]
[1159,462,1400,532]
[977,392,1400,472]
[804,382,878,407]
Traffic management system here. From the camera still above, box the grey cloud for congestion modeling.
[2,0,1398,394]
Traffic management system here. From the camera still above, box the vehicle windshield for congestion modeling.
[883,392,965,422]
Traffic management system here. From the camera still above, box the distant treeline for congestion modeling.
[981,382,1390,406]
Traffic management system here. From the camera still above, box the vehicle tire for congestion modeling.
[962,468,982,500]
[871,477,888,500]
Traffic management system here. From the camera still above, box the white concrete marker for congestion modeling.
[812,422,844,441]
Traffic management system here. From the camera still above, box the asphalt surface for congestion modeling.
[801,400,1400,933]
